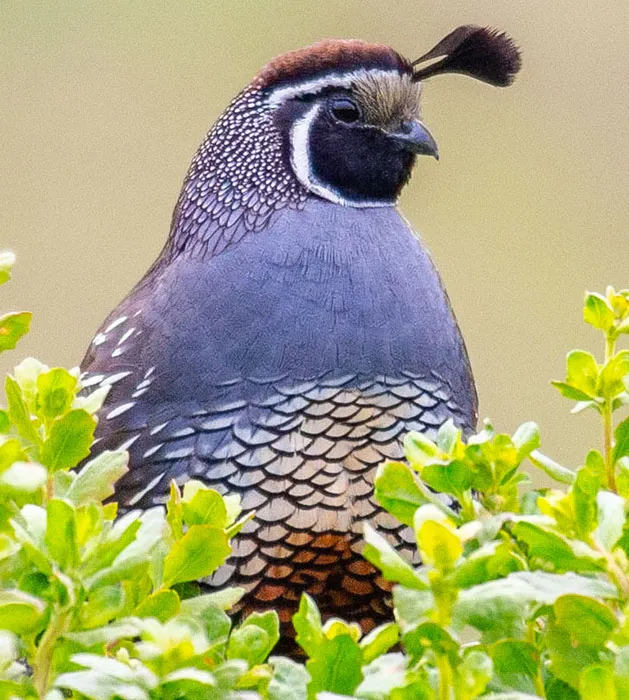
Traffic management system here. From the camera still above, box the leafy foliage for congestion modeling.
[1,254,629,699]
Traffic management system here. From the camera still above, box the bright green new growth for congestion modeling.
[1,254,628,700]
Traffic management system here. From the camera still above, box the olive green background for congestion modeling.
[1,1,627,469]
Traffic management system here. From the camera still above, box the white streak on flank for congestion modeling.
[145,367,156,378]
[163,446,194,460]
[136,379,152,391]
[82,373,105,388]
[118,434,140,451]
[143,443,164,458]
[117,328,135,346]
[290,103,395,209]
[170,427,196,438]
[106,402,136,420]
[128,472,166,506]
[267,68,401,106]
[93,333,107,346]
[105,316,128,333]
[111,348,124,358]
[103,370,132,385]
[132,388,149,398]
[150,421,169,435]
[134,309,142,317]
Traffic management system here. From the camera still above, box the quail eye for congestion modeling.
[329,98,361,124]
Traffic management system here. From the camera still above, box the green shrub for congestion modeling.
[0,253,628,699]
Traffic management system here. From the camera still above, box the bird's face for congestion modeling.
[270,71,436,207]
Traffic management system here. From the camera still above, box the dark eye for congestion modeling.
[330,98,361,124]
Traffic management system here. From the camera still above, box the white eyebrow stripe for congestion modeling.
[266,68,403,106]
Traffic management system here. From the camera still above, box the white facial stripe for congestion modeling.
[267,68,403,106]
[289,102,395,209]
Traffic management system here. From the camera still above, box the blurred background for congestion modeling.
[1,1,627,470]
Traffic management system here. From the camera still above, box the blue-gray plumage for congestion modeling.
[81,27,520,633]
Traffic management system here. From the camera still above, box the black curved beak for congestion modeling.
[390,121,439,160]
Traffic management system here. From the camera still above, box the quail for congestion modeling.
[81,26,521,633]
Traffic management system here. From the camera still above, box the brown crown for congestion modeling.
[255,40,411,89]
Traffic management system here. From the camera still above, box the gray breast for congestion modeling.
[82,197,476,629]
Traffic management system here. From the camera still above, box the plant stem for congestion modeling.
[437,653,453,700]
[33,605,70,696]
[604,333,616,492]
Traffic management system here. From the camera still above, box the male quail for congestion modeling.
[81,26,520,631]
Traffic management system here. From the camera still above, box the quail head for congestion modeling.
[81,26,521,636]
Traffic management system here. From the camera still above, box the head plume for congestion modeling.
[411,26,521,87]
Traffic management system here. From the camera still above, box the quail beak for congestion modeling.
[390,120,439,160]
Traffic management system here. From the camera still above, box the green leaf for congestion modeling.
[64,621,142,647]
[0,312,32,352]
[179,587,245,614]
[373,461,427,526]
[553,594,617,647]
[563,349,599,397]
[415,518,462,570]
[133,590,180,622]
[459,650,493,697]
[355,653,429,700]
[267,657,309,700]
[436,419,462,454]
[227,610,279,666]
[452,541,523,588]
[73,384,110,415]
[584,292,615,332]
[35,367,78,421]
[572,462,602,538]
[490,640,540,695]
[403,431,443,469]
[579,665,616,700]
[507,521,603,572]
[392,587,434,629]
[67,450,128,505]
[0,460,46,494]
[166,481,183,540]
[40,409,96,471]
[181,482,227,528]
[0,409,9,433]
[359,623,399,664]
[362,525,427,590]
[0,590,46,634]
[45,498,78,570]
[5,374,40,447]
[162,525,230,587]
[614,647,629,698]
[0,251,15,286]
[161,669,216,698]
[512,422,541,457]
[307,634,363,698]
[598,351,629,400]
[0,438,27,472]
[421,459,472,499]
[613,417,629,463]
[546,617,605,690]
[454,571,617,642]
[529,450,575,484]
[403,622,458,664]
[594,490,625,550]
[79,585,125,628]
[293,593,324,658]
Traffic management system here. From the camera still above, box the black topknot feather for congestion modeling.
[411,25,521,87]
